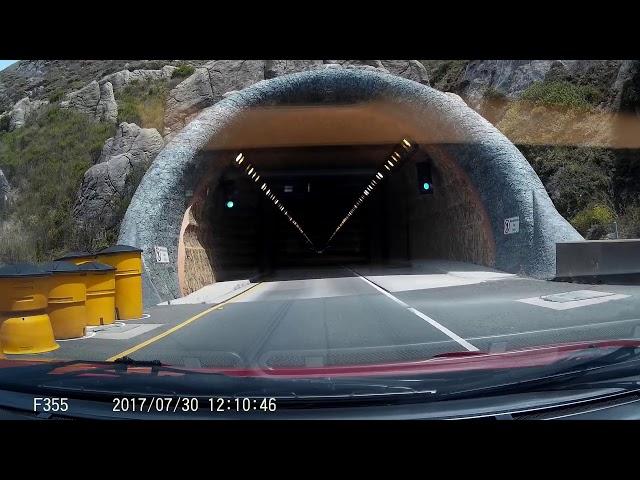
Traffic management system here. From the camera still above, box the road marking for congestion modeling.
[352,270,479,352]
[517,291,630,310]
[105,282,263,362]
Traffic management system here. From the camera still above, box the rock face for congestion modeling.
[0,167,9,214]
[460,60,627,107]
[163,60,432,139]
[95,82,118,123]
[99,65,177,92]
[74,122,164,230]
[5,96,49,130]
[61,80,118,123]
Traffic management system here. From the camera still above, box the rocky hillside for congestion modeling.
[1,59,639,263]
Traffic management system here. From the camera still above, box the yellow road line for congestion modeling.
[106,282,263,362]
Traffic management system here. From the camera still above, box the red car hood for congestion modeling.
[0,339,638,379]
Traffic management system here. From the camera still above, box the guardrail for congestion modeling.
[556,239,640,280]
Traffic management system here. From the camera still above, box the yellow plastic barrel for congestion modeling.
[77,262,116,326]
[44,261,87,339]
[0,263,59,354]
[96,245,144,320]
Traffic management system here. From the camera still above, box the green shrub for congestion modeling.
[571,204,616,238]
[116,79,169,132]
[618,204,640,239]
[0,114,9,132]
[484,87,507,100]
[520,80,603,111]
[519,145,614,220]
[48,89,65,103]
[171,64,195,79]
[0,105,115,261]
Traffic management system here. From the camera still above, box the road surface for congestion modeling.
[12,261,639,367]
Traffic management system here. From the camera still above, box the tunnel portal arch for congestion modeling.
[119,68,582,304]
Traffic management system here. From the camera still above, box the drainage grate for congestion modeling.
[541,290,615,303]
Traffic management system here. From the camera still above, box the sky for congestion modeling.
[0,60,18,71]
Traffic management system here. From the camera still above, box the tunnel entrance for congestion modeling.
[120,68,582,303]
[178,141,496,295]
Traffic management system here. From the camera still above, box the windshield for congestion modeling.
[1,59,639,417]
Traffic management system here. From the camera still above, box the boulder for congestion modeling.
[62,80,101,116]
[163,59,432,139]
[99,65,178,92]
[264,60,324,79]
[164,60,265,138]
[61,80,118,122]
[380,60,430,85]
[95,82,118,123]
[6,96,49,130]
[74,122,164,229]
[163,67,216,138]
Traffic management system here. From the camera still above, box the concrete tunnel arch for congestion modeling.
[118,68,583,304]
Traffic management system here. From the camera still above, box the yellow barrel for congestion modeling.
[55,251,95,266]
[44,261,87,339]
[78,262,116,326]
[0,263,59,354]
[96,245,144,320]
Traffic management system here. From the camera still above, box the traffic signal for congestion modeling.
[221,179,237,209]
[416,161,433,195]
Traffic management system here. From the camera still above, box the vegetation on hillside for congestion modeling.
[499,80,640,239]
[0,106,115,262]
[115,79,171,132]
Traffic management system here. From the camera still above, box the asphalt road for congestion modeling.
[13,261,639,367]
[122,261,640,369]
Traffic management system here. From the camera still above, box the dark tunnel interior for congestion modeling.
[178,141,494,295]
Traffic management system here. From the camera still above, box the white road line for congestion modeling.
[353,271,479,352]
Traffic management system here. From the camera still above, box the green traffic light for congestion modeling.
[423,182,431,191]
[226,200,234,208]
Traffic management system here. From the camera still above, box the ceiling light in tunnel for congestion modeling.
[261,183,266,190]
[384,165,390,171]
[387,160,394,167]
[364,190,369,196]
[266,189,271,195]
[392,152,400,161]
[235,153,244,164]
[376,172,383,179]
[247,167,254,175]
[402,139,411,147]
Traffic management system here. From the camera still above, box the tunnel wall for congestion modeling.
[119,68,583,304]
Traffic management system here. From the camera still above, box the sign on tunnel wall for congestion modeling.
[155,246,170,263]
[504,216,520,235]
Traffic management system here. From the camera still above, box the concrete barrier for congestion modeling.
[556,239,640,279]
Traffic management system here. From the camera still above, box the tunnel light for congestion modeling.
[254,174,260,182]
[247,167,254,175]
[235,153,244,164]
[266,189,271,195]
[402,139,411,147]
[364,191,369,196]
[387,160,394,167]
[261,183,266,190]
[384,165,390,171]
[376,172,383,179]
[392,152,400,161]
